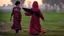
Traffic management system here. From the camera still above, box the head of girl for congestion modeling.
[15,1,20,7]
[32,1,39,8]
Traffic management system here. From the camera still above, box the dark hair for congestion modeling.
[15,1,20,5]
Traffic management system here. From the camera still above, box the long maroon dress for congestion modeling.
[11,6,22,30]
[25,1,45,35]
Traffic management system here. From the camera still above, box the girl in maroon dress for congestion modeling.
[25,1,45,35]
[10,1,22,35]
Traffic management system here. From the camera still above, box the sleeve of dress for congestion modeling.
[39,10,44,20]
[25,12,32,16]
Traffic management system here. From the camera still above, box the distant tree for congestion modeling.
[43,0,64,5]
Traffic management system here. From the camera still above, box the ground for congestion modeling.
[0,11,64,36]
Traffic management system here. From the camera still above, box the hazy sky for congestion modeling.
[24,0,43,7]
[0,0,12,6]
[0,0,43,6]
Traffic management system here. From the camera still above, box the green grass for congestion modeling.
[0,11,64,36]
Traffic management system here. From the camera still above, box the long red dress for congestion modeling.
[11,6,22,30]
[25,1,45,35]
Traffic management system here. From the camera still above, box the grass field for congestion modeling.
[0,11,64,36]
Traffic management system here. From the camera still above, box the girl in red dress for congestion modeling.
[10,1,22,35]
[25,1,45,35]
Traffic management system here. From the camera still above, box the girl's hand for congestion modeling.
[10,17,12,21]
[43,20,45,22]
[10,18,13,24]
[10,18,12,21]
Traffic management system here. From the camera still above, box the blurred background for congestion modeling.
[0,0,64,12]
[0,0,64,36]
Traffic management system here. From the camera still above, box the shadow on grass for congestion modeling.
[0,30,64,36]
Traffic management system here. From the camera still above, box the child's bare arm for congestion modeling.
[10,8,14,21]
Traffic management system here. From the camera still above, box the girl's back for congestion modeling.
[13,6,21,18]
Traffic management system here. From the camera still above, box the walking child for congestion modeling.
[23,1,45,35]
[10,1,22,35]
